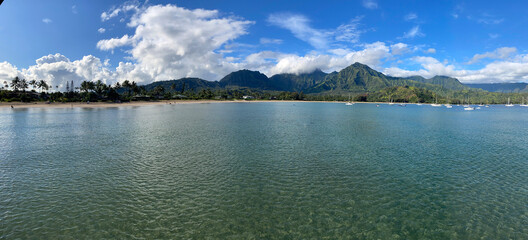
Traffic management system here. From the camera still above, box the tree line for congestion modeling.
[1,76,527,103]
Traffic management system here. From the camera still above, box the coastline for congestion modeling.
[0,100,498,109]
[0,100,345,109]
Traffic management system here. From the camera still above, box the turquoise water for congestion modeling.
[1,102,527,239]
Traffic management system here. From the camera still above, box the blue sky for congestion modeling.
[1,0,528,89]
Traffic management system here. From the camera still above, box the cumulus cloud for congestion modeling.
[98,28,106,33]
[390,43,409,55]
[263,42,391,75]
[362,0,378,9]
[384,54,528,83]
[98,3,253,82]
[97,34,133,51]
[42,18,52,24]
[0,62,21,83]
[426,48,436,54]
[468,47,517,64]
[267,13,361,49]
[21,54,114,91]
[403,25,424,38]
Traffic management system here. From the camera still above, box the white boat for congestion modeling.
[506,97,514,107]
[463,96,473,110]
[520,97,528,107]
[416,102,423,106]
[445,104,453,108]
[345,95,354,105]
[431,96,441,107]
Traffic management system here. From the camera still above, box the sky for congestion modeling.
[1,0,528,90]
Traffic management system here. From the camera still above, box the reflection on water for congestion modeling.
[1,103,527,239]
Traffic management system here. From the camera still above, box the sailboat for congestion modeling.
[485,100,490,108]
[388,97,395,105]
[464,97,474,111]
[345,95,354,105]
[445,97,452,108]
[431,96,442,107]
[505,97,514,107]
[520,97,528,107]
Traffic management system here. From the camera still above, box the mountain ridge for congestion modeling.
[143,62,477,94]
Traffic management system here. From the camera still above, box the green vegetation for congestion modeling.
[2,62,528,104]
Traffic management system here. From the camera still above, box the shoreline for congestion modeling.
[0,100,344,109]
[0,100,503,109]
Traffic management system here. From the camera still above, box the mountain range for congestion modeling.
[465,83,528,93]
[143,62,473,94]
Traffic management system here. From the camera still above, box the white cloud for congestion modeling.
[362,0,378,9]
[403,25,424,38]
[468,47,517,64]
[390,43,409,55]
[42,18,52,24]
[426,48,436,54]
[97,34,133,51]
[255,41,391,75]
[98,28,106,33]
[0,62,21,83]
[260,38,283,45]
[101,2,140,21]
[404,13,417,21]
[468,13,504,25]
[267,13,330,49]
[384,54,528,83]
[98,3,253,82]
[267,13,361,49]
[15,54,115,91]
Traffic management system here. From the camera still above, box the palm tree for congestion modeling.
[10,77,20,92]
[114,82,121,90]
[94,80,107,97]
[122,80,131,95]
[80,81,91,93]
[3,81,8,90]
[20,79,29,92]
[29,80,37,90]
[20,79,28,93]
[131,81,138,96]
[37,80,49,93]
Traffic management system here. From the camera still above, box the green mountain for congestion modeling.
[308,63,389,93]
[407,75,468,91]
[142,62,475,96]
[219,70,273,90]
[144,78,219,92]
[268,69,327,91]
[465,83,528,93]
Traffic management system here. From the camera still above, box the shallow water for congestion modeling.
[1,102,527,239]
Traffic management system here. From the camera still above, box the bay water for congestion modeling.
[1,102,527,239]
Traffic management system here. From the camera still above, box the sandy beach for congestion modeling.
[0,100,351,109]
